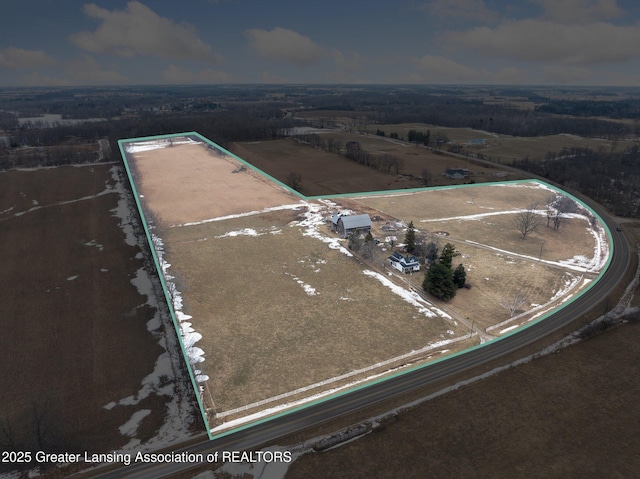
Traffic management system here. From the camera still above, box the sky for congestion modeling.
[1,0,640,87]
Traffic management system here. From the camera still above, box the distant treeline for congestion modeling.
[296,89,636,138]
[0,103,295,170]
[536,100,640,120]
[1,85,639,215]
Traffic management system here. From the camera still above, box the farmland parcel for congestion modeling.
[120,133,610,435]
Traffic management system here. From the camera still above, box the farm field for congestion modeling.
[232,134,524,195]
[230,138,420,196]
[361,123,618,163]
[123,133,610,435]
[0,164,201,475]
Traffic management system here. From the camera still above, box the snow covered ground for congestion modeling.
[105,166,199,453]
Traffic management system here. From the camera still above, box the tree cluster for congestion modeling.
[513,146,640,217]
[423,242,466,301]
[407,129,431,146]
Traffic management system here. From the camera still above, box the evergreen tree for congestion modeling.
[423,263,456,301]
[439,243,456,269]
[453,263,466,288]
[405,221,416,254]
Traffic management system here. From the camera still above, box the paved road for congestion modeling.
[92,192,630,479]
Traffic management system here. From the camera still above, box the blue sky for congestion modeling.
[1,0,640,86]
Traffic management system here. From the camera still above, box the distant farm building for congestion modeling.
[346,141,361,151]
[331,213,372,238]
[444,168,471,179]
[388,252,421,274]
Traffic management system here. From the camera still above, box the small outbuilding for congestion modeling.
[445,168,470,179]
[331,213,372,238]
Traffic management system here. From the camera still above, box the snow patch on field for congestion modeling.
[363,270,451,319]
[214,226,282,239]
[151,233,209,383]
[84,239,104,251]
[284,272,318,296]
[293,201,353,257]
[175,203,305,228]
[124,136,199,154]
[104,165,199,454]
[119,409,151,437]
[110,166,138,246]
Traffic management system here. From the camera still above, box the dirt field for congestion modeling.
[126,137,299,225]
[230,139,420,196]
[0,164,200,473]
[125,134,609,436]
[286,318,640,479]
[231,135,523,197]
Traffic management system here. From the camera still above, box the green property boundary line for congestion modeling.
[117,131,614,443]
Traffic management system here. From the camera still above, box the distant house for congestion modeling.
[445,168,471,179]
[388,252,421,274]
[346,141,361,151]
[331,213,372,238]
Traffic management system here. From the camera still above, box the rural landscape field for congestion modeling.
[0,163,203,476]
[123,133,610,435]
[2,81,638,478]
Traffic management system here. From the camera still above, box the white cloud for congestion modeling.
[70,1,222,63]
[162,64,237,84]
[532,0,623,24]
[0,47,56,70]
[542,64,594,83]
[448,19,640,66]
[414,55,481,82]
[20,72,72,87]
[423,0,499,23]
[66,54,127,85]
[246,27,326,67]
[331,50,367,71]
[259,71,290,83]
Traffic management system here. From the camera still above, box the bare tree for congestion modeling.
[552,195,575,231]
[546,194,576,231]
[286,171,302,191]
[0,416,15,449]
[31,396,50,450]
[500,292,529,317]
[515,203,542,239]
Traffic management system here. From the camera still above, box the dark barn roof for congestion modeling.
[338,214,372,230]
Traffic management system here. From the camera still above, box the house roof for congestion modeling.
[338,214,372,230]
[389,253,420,267]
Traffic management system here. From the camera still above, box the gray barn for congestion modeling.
[331,214,372,238]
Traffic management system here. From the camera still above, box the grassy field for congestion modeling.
[356,183,603,331]
[0,164,199,473]
[162,208,459,414]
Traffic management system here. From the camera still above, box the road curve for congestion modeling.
[93,193,630,479]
